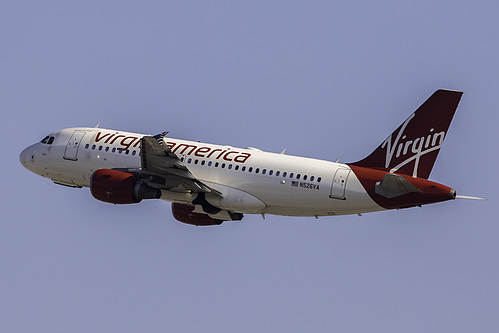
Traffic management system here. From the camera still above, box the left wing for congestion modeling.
[114,132,243,225]
[136,132,218,194]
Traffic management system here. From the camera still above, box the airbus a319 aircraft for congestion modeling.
[20,89,481,226]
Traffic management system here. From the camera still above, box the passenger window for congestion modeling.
[228,164,232,169]
[249,167,253,172]
[99,146,103,151]
[235,165,239,170]
[221,163,226,168]
[269,170,273,175]
[85,144,89,149]
[201,160,205,166]
[132,150,136,155]
[283,172,287,177]
[112,148,116,153]
[318,177,322,183]
[215,162,219,167]
[188,158,192,163]
[276,171,280,176]
[242,166,246,171]
[310,176,315,181]
[296,174,300,180]
[208,161,212,166]
[106,147,110,152]
[289,173,294,178]
[92,145,96,150]
[262,169,266,175]
[255,168,259,174]
[303,175,307,180]
[125,150,129,155]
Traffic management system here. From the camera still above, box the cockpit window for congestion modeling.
[40,136,55,145]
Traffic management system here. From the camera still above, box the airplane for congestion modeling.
[19,89,482,226]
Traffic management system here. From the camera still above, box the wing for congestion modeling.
[116,132,242,225]
[130,132,218,195]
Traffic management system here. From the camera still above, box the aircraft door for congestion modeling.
[330,168,351,199]
[64,131,86,161]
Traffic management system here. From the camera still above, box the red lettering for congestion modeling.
[133,137,142,148]
[110,135,125,144]
[234,153,251,163]
[172,143,197,155]
[207,149,223,158]
[95,132,111,143]
[105,133,117,143]
[195,147,211,157]
[129,139,253,164]
[223,151,238,161]
[121,136,137,150]
[216,150,227,159]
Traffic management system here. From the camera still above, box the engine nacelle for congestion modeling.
[172,203,223,226]
[90,169,161,204]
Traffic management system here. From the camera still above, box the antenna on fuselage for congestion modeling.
[94,122,100,128]
[280,149,286,155]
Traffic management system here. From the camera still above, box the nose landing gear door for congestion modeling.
[64,131,86,161]
[330,168,351,200]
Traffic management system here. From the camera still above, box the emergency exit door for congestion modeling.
[64,131,86,161]
[330,168,351,199]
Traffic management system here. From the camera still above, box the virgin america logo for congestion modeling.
[382,113,446,178]
[93,131,252,163]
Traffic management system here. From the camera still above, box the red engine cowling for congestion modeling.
[91,169,161,204]
[171,203,223,226]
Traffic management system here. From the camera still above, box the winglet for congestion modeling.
[153,131,169,141]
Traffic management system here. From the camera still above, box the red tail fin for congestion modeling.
[350,89,463,179]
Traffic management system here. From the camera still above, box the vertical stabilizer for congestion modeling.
[350,89,463,179]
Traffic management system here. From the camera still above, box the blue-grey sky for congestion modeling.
[1,1,497,332]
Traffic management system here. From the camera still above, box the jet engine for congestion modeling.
[171,203,224,226]
[90,169,161,204]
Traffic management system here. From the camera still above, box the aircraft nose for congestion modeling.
[19,145,34,170]
[19,147,28,167]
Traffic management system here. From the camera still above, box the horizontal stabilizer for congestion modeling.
[375,173,421,198]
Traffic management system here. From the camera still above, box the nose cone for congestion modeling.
[19,146,29,168]
[19,144,36,172]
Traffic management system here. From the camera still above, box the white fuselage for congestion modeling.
[20,127,384,217]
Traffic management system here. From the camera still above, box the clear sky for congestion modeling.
[1,1,498,332]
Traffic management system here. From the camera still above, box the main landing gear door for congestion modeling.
[330,168,351,200]
[64,131,86,161]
